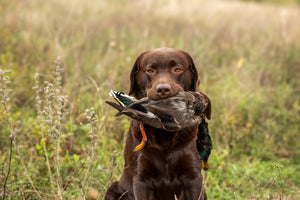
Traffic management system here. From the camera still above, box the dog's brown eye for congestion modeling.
[174,67,182,73]
[146,68,155,74]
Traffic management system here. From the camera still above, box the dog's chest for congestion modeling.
[136,148,201,185]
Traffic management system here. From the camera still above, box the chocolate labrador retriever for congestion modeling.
[105,48,210,200]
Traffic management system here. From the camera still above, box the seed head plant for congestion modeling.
[34,58,69,199]
[0,70,21,200]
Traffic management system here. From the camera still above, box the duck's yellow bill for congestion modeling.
[202,161,209,170]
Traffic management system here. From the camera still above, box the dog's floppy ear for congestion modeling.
[199,91,211,120]
[129,51,149,98]
[182,51,200,92]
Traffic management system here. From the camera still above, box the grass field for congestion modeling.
[0,0,300,199]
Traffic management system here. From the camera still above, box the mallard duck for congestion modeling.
[106,90,212,170]
[106,90,209,131]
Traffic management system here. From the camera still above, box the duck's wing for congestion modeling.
[122,106,163,128]
[109,90,136,106]
[106,94,163,128]
[135,98,185,130]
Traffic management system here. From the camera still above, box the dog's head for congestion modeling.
[129,48,199,99]
[129,48,211,119]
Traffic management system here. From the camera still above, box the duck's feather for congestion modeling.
[109,90,136,106]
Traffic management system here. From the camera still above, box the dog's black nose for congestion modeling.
[156,84,172,98]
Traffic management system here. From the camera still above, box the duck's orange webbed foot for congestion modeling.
[134,123,147,152]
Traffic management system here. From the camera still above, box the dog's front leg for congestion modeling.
[133,177,156,200]
[182,177,207,200]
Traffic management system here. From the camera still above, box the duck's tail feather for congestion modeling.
[105,101,124,116]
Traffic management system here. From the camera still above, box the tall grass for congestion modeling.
[0,0,300,199]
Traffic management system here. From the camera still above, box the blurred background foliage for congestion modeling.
[240,0,300,5]
[0,0,299,199]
